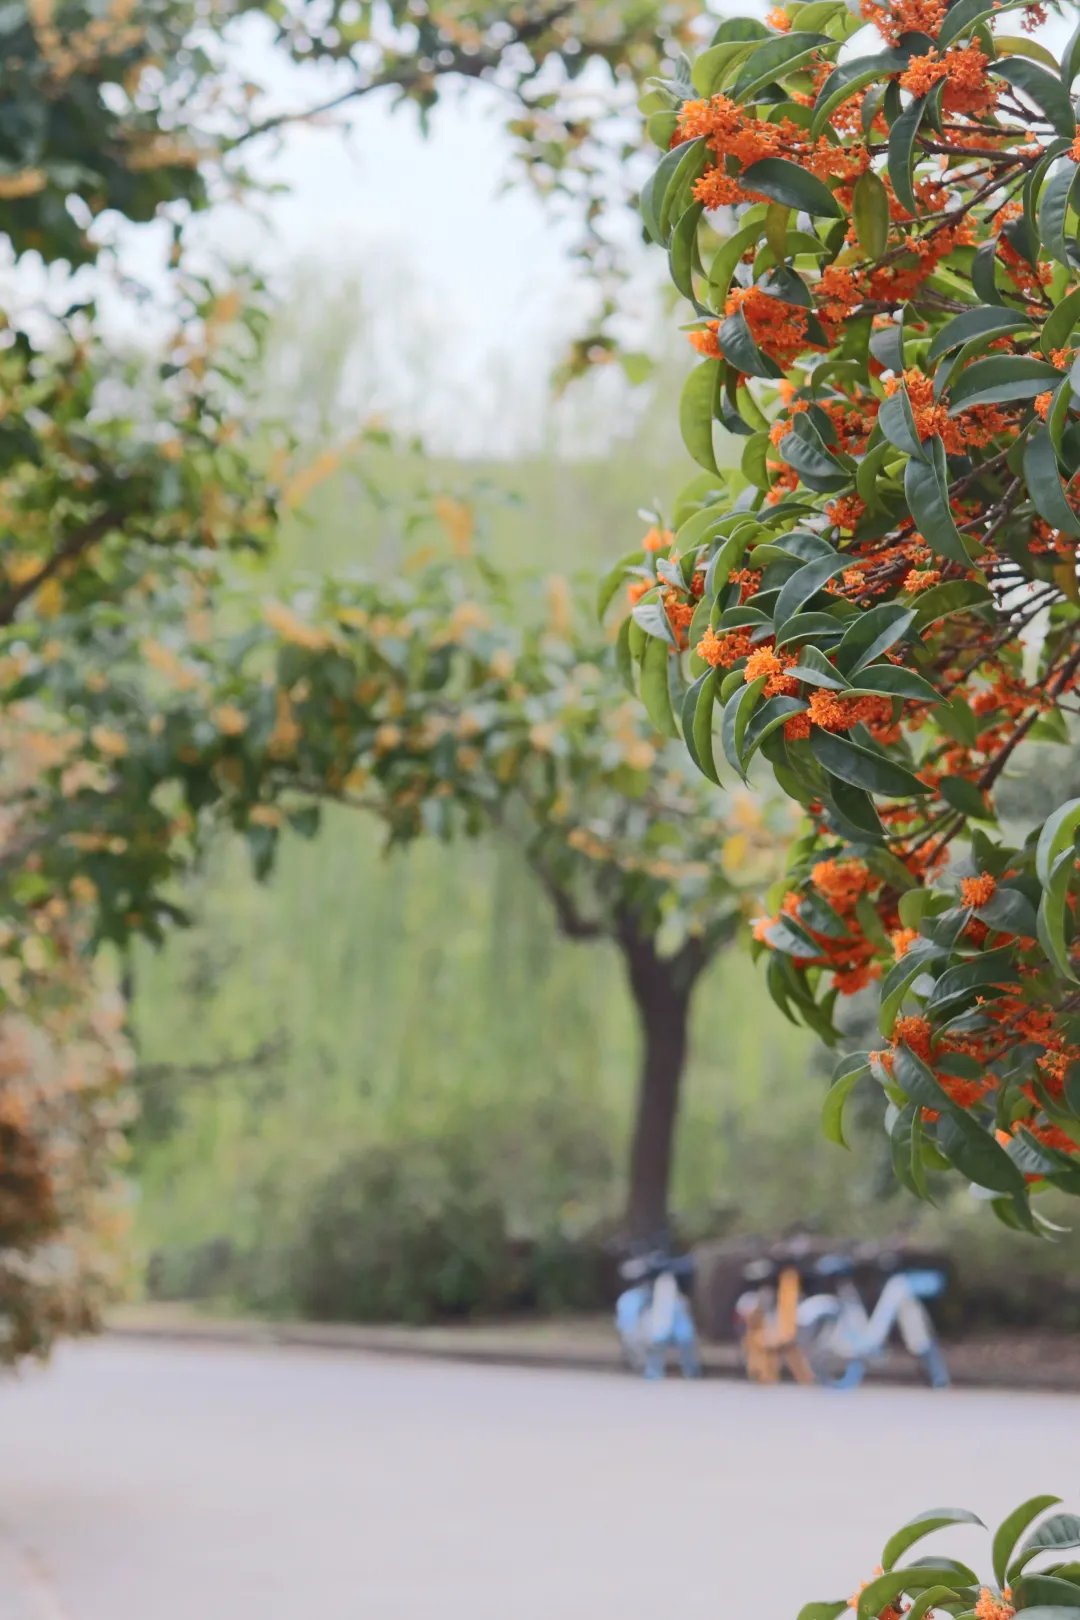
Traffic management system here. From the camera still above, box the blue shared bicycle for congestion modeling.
[614,1249,702,1380]
[796,1250,950,1390]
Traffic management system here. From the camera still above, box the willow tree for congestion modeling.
[616,0,1080,1608]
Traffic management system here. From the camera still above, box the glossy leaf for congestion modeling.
[882,1509,985,1573]
[741,158,843,219]
[810,729,931,798]
[679,361,722,474]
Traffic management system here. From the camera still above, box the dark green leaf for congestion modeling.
[906,1588,965,1620]
[639,629,678,738]
[1038,160,1080,267]
[972,237,1005,305]
[641,140,696,244]
[811,50,912,138]
[774,551,848,628]
[939,775,993,818]
[887,96,926,217]
[660,140,708,240]
[879,389,925,460]
[976,885,1038,935]
[894,1049,1025,1195]
[1013,1576,1080,1610]
[991,57,1076,137]
[669,201,705,302]
[721,675,766,776]
[1036,847,1077,982]
[680,360,722,474]
[882,1509,985,1573]
[913,578,991,627]
[927,306,1035,362]
[1043,285,1080,358]
[708,221,766,306]
[733,31,834,100]
[740,156,843,218]
[1024,426,1080,539]
[811,728,930,798]
[1013,1515,1080,1577]
[822,1059,870,1148]
[1036,796,1080,885]
[846,664,938,702]
[742,694,806,765]
[948,355,1063,412]
[791,642,849,688]
[1064,15,1080,89]
[719,307,782,379]
[681,669,721,784]
[904,441,974,567]
[997,1503,1062,1581]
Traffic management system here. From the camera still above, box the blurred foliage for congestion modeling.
[0,0,709,1355]
[0,709,132,1359]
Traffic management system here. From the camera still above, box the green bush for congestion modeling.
[283,1136,610,1323]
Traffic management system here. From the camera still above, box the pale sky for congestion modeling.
[11,4,1068,456]
[110,13,668,457]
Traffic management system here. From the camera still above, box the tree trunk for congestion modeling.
[620,936,698,1250]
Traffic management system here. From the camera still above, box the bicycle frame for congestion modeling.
[615,1268,701,1380]
[822,1272,939,1358]
[798,1264,949,1388]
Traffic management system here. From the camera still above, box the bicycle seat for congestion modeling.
[901,1268,947,1299]
[741,1258,779,1283]
[619,1251,693,1284]
[814,1253,854,1278]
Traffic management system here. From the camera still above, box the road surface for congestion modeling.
[0,1339,1076,1619]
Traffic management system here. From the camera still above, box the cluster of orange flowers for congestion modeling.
[729,286,812,368]
[898,43,996,116]
[874,966,1080,1146]
[860,0,945,42]
[973,1590,1015,1620]
[696,625,755,668]
[744,644,799,697]
[676,96,868,216]
[756,857,891,995]
[882,367,1016,454]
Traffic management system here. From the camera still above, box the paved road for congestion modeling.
[0,1341,1077,1620]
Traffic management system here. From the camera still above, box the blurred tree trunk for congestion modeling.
[619,930,708,1250]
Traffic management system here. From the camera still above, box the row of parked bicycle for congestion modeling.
[615,1243,950,1388]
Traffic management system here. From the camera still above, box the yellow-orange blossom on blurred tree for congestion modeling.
[0,0,761,1356]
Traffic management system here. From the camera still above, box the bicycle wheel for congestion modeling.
[799,1314,864,1390]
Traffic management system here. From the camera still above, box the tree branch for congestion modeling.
[528,852,606,940]
[0,509,119,627]
[228,2,578,151]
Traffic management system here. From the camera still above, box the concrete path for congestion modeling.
[0,1339,1076,1620]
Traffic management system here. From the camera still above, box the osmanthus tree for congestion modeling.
[614,0,1080,1609]
[620,0,1080,1225]
[24,546,783,1247]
